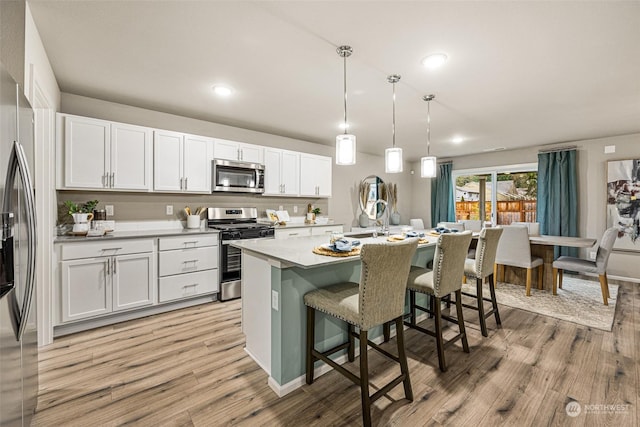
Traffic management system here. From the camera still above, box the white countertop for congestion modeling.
[54,228,219,243]
[257,220,342,230]
[231,234,436,269]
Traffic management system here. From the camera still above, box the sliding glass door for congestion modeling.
[453,164,537,226]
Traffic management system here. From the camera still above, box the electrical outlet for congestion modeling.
[271,290,279,311]
[166,205,173,215]
[105,205,114,216]
[293,205,298,214]
[604,145,616,154]
[589,251,597,260]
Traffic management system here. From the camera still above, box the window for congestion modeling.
[453,164,537,226]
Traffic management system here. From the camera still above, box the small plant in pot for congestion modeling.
[64,200,99,233]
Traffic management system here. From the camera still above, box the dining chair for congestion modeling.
[304,239,418,427]
[494,225,543,296]
[436,221,465,231]
[461,228,504,337]
[409,218,425,230]
[511,221,541,236]
[460,219,483,232]
[552,227,617,305]
[404,231,473,372]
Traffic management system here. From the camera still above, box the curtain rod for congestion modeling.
[538,145,577,154]
[437,160,453,165]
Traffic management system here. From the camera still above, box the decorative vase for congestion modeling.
[358,212,369,228]
[390,211,401,225]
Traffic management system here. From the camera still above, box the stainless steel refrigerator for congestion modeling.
[0,61,38,426]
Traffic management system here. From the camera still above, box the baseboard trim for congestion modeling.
[266,313,429,397]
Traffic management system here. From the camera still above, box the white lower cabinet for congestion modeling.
[310,225,344,236]
[158,236,219,302]
[60,240,155,323]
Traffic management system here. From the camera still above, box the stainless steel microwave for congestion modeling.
[211,159,265,193]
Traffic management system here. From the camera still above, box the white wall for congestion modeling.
[59,93,414,230]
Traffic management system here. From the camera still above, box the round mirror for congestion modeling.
[359,175,388,220]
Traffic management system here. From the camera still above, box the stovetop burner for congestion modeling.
[206,207,274,240]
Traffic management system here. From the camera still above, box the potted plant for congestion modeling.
[64,200,99,233]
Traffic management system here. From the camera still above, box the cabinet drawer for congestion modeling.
[158,246,218,276]
[158,234,218,251]
[159,269,218,302]
[274,228,312,240]
[311,225,344,236]
[61,239,154,261]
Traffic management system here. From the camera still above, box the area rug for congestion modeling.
[461,276,618,331]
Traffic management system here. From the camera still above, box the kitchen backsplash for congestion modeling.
[56,191,329,224]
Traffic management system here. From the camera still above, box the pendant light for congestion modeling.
[421,94,437,178]
[385,74,403,173]
[335,45,356,165]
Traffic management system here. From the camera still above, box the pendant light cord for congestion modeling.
[392,81,396,148]
[427,98,431,156]
[343,54,348,135]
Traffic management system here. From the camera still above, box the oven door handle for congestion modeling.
[221,237,274,245]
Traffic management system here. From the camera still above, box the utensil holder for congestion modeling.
[186,215,201,229]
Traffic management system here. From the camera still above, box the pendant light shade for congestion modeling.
[335,45,356,165]
[420,94,437,178]
[385,74,403,173]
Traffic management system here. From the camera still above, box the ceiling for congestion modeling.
[29,1,640,162]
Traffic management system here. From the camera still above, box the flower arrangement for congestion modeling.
[64,200,99,215]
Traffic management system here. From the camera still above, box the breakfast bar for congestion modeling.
[231,235,436,396]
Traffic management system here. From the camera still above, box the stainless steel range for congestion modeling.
[207,207,274,301]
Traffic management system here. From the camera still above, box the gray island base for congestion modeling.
[231,235,436,396]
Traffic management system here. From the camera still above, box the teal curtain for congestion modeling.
[431,162,455,225]
[537,149,578,258]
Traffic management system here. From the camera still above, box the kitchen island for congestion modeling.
[231,235,436,396]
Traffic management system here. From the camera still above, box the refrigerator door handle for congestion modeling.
[2,141,37,340]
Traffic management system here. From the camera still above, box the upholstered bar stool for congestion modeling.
[404,231,473,372]
[553,227,617,305]
[460,228,503,337]
[304,239,418,427]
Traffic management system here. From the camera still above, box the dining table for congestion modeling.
[503,234,597,291]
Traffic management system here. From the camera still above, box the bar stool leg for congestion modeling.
[455,290,469,353]
[383,322,391,343]
[359,329,372,427]
[348,324,355,362]
[488,274,501,326]
[433,297,447,372]
[395,317,413,401]
[476,277,488,337]
[410,290,418,324]
[306,306,316,384]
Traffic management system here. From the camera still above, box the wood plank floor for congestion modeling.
[33,279,639,426]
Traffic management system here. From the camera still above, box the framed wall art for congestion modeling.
[607,159,640,252]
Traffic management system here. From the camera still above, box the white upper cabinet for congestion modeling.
[154,131,213,193]
[263,147,299,196]
[213,138,264,164]
[62,115,151,191]
[299,154,332,198]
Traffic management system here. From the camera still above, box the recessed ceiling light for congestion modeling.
[212,85,233,97]
[452,136,464,144]
[421,53,448,69]
[338,122,350,130]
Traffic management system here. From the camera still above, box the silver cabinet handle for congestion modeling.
[106,258,110,275]
[110,172,115,188]
[102,174,107,187]
[184,177,188,190]
[183,260,198,264]
[289,232,299,236]
[283,184,286,193]
[112,257,117,274]
[105,259,109,278]
[183,241,198,246]
[179,177,183,190]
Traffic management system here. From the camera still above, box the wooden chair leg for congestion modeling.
[359,329,372,427]
[598,274,609,306]
[488,274,501,326]
[383,321,391,343]
[537,265,544,290]
[552,267,558,295]
[558,269,563,289]
[348,324,355,362]
[476,278,488,337]
[455,290,469,353]
[525,268,533,296]
[306,306,315,384]
[493,264,497,284]
[433,297,447,372]
[500,264,505,283]
[410,290,419,323]
[462,275,467,284]
[395,317,413,401]
[604,273,610,299]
